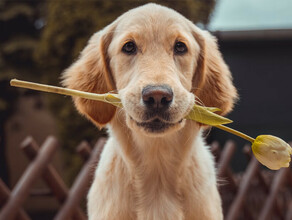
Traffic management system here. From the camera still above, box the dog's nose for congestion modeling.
[142,85,173,110]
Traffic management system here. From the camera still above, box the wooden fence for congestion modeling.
[0,136,291,220]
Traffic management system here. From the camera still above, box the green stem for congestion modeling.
[214,124,255,143]
[10,79,110,102]
[9,79,257,144]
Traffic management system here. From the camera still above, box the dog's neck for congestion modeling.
[109,115,202,177]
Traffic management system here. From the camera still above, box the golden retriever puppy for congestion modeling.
[62,3,237,220]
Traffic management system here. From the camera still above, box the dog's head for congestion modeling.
[62,3,237,136]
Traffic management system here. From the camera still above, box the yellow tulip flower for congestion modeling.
[10,79,292,170]
[252,135,292,170]
[215,124,292,170]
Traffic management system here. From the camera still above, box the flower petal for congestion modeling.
[252,135,292,170]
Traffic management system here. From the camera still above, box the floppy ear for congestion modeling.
[62,26,116,128]
[192,27,238,116]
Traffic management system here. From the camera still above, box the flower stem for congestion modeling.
[9,79,259,143]
[214,124,255,143]
[10,79,109,102]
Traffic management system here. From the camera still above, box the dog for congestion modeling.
[62,3,237,220]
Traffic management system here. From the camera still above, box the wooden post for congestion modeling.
[0,136,58,220]
[217,141,236,178]
[213,141,237,192]
[76,141,92,161]
[243,145,269,193]
[258,168,289,220]
[0,179,30,220]
[21,136,87,220]
[226,156,259,220]
[285,201,292,220]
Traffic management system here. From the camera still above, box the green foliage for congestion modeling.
[0,4,34,21]
[0,0,44,114]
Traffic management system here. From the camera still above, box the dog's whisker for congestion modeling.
[194,96,205,107]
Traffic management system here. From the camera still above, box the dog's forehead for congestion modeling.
[114,4,190,37]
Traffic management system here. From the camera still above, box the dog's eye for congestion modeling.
[122,41,137,55]
[174,41,187,55]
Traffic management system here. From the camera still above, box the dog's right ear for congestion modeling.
[62,25,117,128]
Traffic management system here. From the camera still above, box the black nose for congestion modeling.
[142,85,173,110]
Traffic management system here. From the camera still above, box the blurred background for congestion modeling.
[0,0,291,219]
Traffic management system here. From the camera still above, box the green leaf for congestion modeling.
[204,107,221,113]
[185,104,233,125]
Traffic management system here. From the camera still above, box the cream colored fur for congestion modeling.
[62,3,237,220]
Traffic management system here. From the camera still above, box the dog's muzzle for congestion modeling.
[131,84,183,133]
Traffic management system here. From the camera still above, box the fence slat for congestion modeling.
[54,138,106,220]
[217,141,238,193]
[258,168,289,220]
[77,141,92,161]
[226,156,259,220]
[217,141,236,178]
[0,179,31,220]
[285,201,292,220]
[21,136,87,220]
[211,141,221,163]
[0,136,58,220]
[243,145,270,193]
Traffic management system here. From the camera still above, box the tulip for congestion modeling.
[251,135,292,170]
[10,79,292,170]
[215,125,292,170]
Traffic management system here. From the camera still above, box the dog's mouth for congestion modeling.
[130,117,184,133]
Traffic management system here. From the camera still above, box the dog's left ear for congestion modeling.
[62,24,117,128]
[191,26,238,116]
